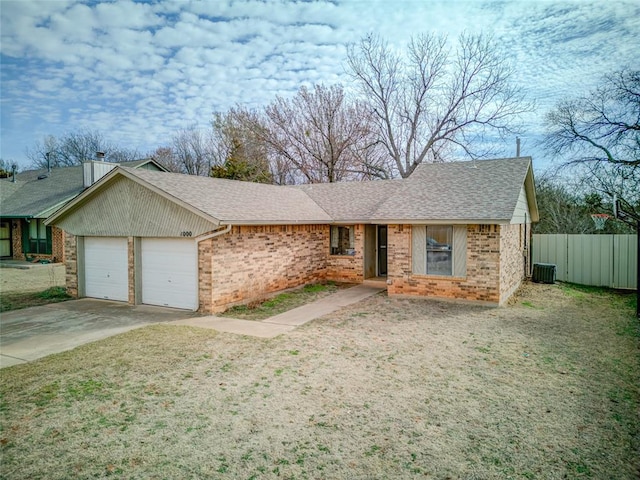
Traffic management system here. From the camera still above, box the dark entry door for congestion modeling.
[0,221,11,258]
[378,225,387,276]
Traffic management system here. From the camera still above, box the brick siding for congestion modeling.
[499,223,527,303]
[10,220,23,260]
[127,237,135,304]
[198,236,214,313]
[64,232,78,297]
[203,225,329,312]
[60,221,528,312]
[387,224,502,304]
[326,224,365,283]
[52,227,65,263]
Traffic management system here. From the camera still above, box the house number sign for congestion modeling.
[180,231,193,237]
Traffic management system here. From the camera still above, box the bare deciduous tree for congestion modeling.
[262,84,387,183]
[26,129,139,168]
[108,147,143,164]
[347,33,530,178]
[545,69,640,214]
[533,171,633,234]
[148,146,183,173]
[171,126,214,176]
[0,158,16,177]
[533,174,594,234]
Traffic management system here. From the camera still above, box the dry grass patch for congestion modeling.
[0,264,65,295]
[1,282,638,479]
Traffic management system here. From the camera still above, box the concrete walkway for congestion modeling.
[0,260,61,269]
[170,284,385,338]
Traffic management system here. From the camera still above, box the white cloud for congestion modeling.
[1,0,639,169]
[94,0,162,29]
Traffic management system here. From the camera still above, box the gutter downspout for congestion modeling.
[196,224,232,244]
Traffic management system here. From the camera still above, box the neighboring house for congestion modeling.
[0,159,167,263]
[46,157,538,312]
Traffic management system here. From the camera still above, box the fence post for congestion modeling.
[563,234,568,282]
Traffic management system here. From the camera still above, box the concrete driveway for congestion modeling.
[0,299,200,368]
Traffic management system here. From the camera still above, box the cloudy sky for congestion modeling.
[1,0,638,172]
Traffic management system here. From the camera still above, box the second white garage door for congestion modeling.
[141,238,198,310]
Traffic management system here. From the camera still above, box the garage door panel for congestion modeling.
[141,238,197,310]
[84,237,128,301]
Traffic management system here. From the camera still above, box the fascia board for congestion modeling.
[365,219,511,225]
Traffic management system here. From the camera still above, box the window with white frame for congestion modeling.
[412,225,467,277]
[330,226,355,256]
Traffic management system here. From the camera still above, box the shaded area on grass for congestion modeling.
[1,283,638,479]
[219,281,352,320]
[0,286,71,312]
[558,281,638,316]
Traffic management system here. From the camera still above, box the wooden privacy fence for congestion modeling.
[532,234,637,290]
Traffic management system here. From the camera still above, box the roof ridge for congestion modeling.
[125,166,292,189]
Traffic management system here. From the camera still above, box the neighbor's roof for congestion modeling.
[0,159,168,218]
[47,157,537,226]
[120,158,169,171]
[0,165,87,218]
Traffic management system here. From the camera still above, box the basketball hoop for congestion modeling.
[591,213,610,231]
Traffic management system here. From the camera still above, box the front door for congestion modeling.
[0,221,12,258]
[377,225,388,276]
[364,225,376,278]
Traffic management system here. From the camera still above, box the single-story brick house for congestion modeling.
[0,158,166,263]
[46,157,538,312]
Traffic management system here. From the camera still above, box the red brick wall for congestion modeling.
[500,223,527,303]
[387,224,502,303]
[202,225,329,312]
[326,224,365,283]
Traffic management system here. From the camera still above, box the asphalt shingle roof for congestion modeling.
[0,166,86,217]
[293,179,404,222]
[117,157,533,225]
[122,168,333,224]
[371,157,533,222]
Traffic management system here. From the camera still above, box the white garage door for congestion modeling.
[84,237,128,301]
[141,238,198,310]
